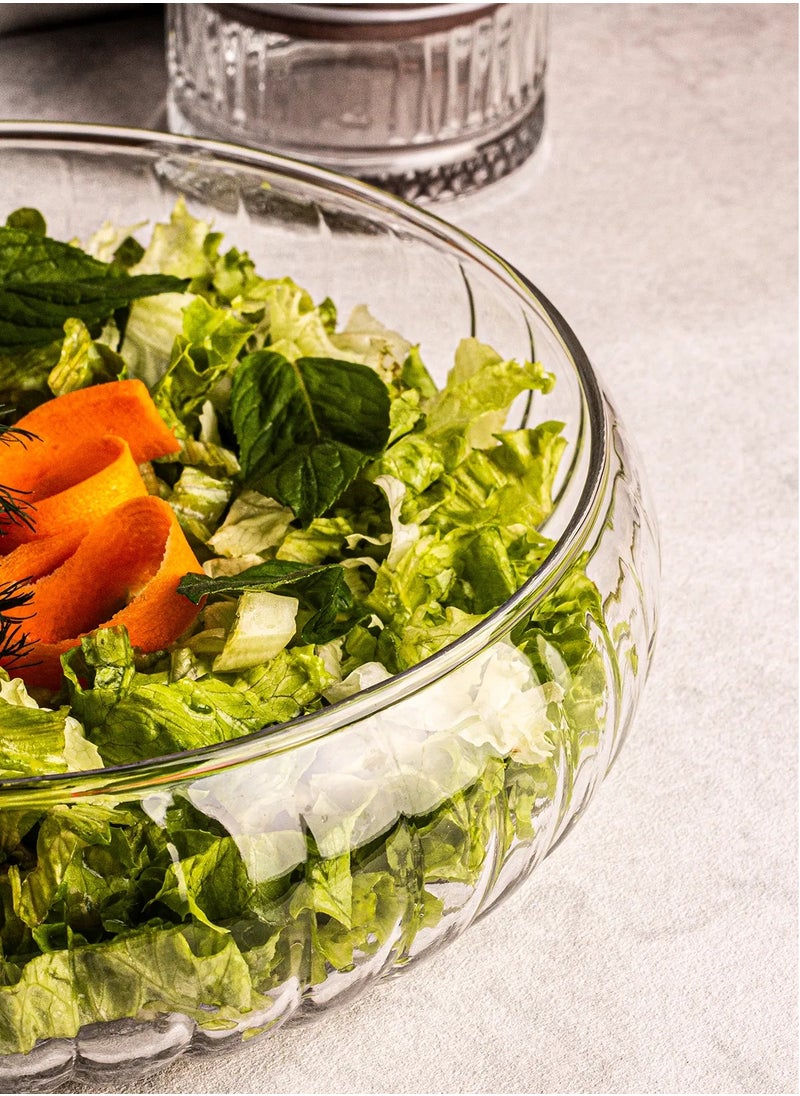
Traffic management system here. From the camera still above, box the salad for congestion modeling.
[0,202,608,1059]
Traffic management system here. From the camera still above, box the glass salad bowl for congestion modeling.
[0,123,659,1092]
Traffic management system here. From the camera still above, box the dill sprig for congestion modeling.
[0,408,38,535]
[0,578,36,666]
[0,411,39,664]
[0,482,35,534]
[0,418,38,448]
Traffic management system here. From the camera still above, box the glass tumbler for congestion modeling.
[166,3,548,201]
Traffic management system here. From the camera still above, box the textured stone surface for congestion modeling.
[1,4,796,1092]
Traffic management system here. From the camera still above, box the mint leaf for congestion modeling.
[230,350,390,524]
[178,559,331,603]
[265,440,368,527]
[0,226,188,350]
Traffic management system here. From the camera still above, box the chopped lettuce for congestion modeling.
[259,278,345,362]
[0,670,102,778]
[169,465,234,545]
[46,317,124,396]
[330,304,412,382]
[423,337,554,452]
[129,197,213,281]
[212,591,299,672]
[0,202,619,1061]
[207,489,294,559]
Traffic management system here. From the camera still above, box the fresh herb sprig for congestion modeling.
[0,410,38,662]
[0,408,37,535]
[0,577,35,666]
[0,220,189,352]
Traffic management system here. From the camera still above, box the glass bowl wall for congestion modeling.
[0,124,659,1092]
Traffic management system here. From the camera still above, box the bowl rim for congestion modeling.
[0,121,609,797]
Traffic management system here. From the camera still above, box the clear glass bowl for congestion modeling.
[0,123,659,1092]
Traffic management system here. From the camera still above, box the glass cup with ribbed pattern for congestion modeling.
[166,3,549,201]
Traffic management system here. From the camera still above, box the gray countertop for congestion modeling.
[1,4,797,1093]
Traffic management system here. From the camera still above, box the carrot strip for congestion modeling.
[0,380,179,541]
[0,528,86,588]
[3,378,178,469]
[0,383,199,689]
[0,435,148,552]
[4,497,203,690]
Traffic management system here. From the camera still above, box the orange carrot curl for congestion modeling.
[4,497,203,690]
[0,379,180,550]
[0,382,203,690]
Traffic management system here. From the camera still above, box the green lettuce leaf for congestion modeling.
[168,466,234,545]
[46,316,125,396]
[400,344,437,400]
[150,828,254,930]
[212,591,299,673]
[259,278,344,361]
[0,921,264,1055]
[511,564,609,769]
[62,627,333,766]
[423,337,554,452]
[384,603,485,671]
[275,514,356,565]
[420,422,567,535]
[329,304,412,382]
[0,340,60,407]
[71,670,272,767]
[119,291,190,387]
[207,489,293,560]
[0,670,101,777]
[151,296,254,436]
[14,803,120,930]
[128,198,212,281]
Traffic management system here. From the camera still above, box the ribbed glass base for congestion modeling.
[357,96,546,201]
[166,2,548,201]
